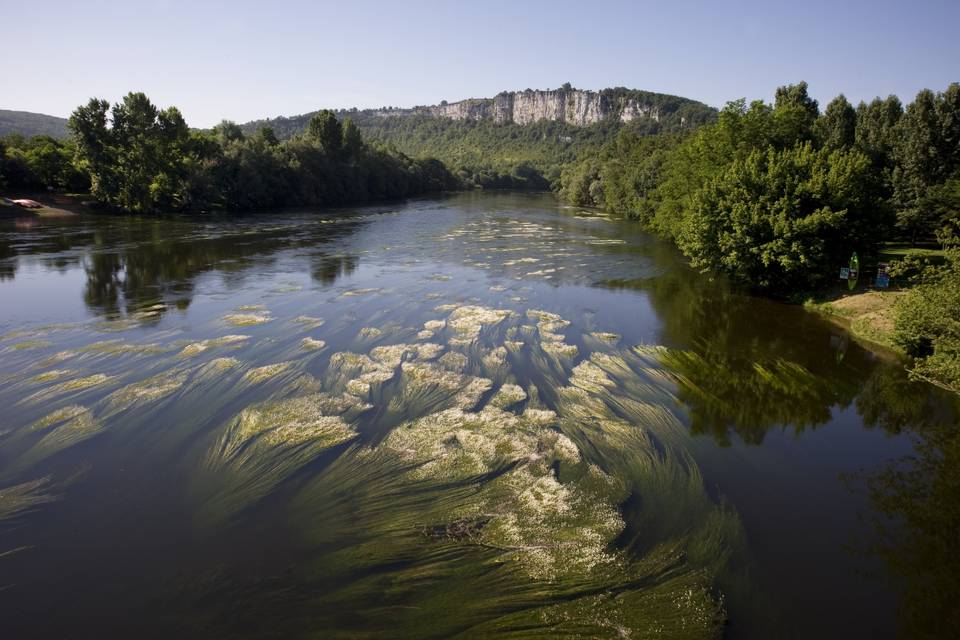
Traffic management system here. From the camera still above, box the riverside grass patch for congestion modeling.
[0,301,754,639]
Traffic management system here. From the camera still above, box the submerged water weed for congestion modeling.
[0,476,57,521]
[28,369,75,384]
[13,406,101,473]
[490,383,527,408]
[387,362,493,415]
[293,315,325,330]
[242,361,296,385]
[341,287,382,297]
[76,340,171,356]
[200,393,369,521]
[356,326,382,342]
[106,371,188,411]
[222,312,272,327]
[20,373,114,406]
[194,357,242,379]
[10,340,53,351]
[377,404,623,580]
[301,337,326,351]
[446,305,512,343]
[179,335,250,357]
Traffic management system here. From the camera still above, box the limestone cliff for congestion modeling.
[372,87,707,127]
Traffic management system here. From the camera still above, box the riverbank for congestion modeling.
[0,192,89,218]
[805,290,905,356]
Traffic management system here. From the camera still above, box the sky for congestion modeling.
[1,0,958,128]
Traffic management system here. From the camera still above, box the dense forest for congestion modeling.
[0,93,457,213]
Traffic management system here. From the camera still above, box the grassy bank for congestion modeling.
[805,290,905,354]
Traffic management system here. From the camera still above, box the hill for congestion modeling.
[237,86,717,185]
[0,110,69,138]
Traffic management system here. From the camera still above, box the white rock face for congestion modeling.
[375,89,670,127]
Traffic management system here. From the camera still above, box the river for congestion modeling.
[0,192,956,639]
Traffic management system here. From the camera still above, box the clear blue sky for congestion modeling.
[2,0,958,128]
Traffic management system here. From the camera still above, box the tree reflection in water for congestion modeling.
[1,213,368,321]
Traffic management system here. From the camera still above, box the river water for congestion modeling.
[0,192,956,639]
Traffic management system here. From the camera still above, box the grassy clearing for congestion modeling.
[879,243,947,263]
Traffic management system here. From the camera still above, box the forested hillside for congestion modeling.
[0,110,69,138]
[238,86,717,188]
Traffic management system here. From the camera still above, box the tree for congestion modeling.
[68,92,190,212]
[341,118,364,158]
[855,95,902,165]
[68,98,113,198]
[307,110,343,156]
[676,142,882,293]
[772,81,819,146]
[893,89,949,243]
[258,126,278,146]
[213,120,245,144]
[816,94,856,150]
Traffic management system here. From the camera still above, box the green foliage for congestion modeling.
[0,133,88,191]
[560,80,959,297]
[892,84,960,243]
[854,95,902,166]
[65,93,457,213]
[307,110,343,156]
[677,143,883,292]
[894,241,960,390]
[68,92,191,212]
[816,94,856,150]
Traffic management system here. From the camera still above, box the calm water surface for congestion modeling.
[0,192,956,639]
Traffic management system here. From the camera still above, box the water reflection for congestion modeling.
[599,254,956,448]
[854,391,960,638]
[1,214,369,321]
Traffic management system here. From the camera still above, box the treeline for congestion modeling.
[561,81,960,389]
[1,92,458,213]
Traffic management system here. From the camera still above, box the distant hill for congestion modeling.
[237,86,716,178]
[240,86,715,140]
[0,110,70,139]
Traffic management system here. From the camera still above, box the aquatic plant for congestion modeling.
[27,369,75,384]
[222,312,272,327]
[242,361,296,385]
[10,340,53,351]
[490,383,527,408]
[293,315,325,329]
[301,337,326,351]
[12,406,102,473]
[198,393,369,521]
[179,335,250,357]
[106,371,188,411]
[0,476,57,522]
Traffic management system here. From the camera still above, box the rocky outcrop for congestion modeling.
[373,88,688,127]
